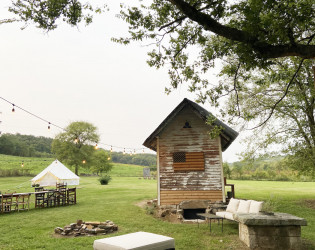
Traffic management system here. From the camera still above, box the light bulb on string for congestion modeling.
[21,162,24,168]
[107,157,111,160]
[95,143,98,150]
[82,160,86,164]
[74,137,78,143]
[12,104,15,112]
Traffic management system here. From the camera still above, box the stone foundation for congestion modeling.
[156,200,226,222]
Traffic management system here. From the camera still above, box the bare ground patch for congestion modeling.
[300,199,315,209]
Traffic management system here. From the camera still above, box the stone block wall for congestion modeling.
[239,223,302,250]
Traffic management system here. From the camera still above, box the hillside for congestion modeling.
[226,156,314,182]
[0,154,153,177]
[0,133,156,167]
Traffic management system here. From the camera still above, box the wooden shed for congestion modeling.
[143,98,238,206]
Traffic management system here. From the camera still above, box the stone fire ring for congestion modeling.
[54,220,118,237]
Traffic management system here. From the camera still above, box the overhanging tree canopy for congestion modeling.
[3,0,315,173]
[5,1,315,117]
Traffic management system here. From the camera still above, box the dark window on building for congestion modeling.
[173,152,186,163]
[183,121,192,128]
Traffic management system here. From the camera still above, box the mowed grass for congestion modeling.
[0,154,53,175]
[109,163,150,177]
[0,178,314,250]
[0,154,149,177]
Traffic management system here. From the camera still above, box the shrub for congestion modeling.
[99,175,112,185]
[145,202,157,215]
[262,195,280,213]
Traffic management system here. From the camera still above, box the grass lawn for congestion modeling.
[0,154,149,177]
[0,178,314,249]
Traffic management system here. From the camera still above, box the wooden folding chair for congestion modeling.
[35,190,45,208]
[35,187,44,192]
[1,194,13,213]
[16,193,30,212]
[56,183,67,206]
[56,183,67,189]
[44,191,56,208]
[67,188,76,205]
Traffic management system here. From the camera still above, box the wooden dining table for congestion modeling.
[0,192,32,213]
[1,187,76,213]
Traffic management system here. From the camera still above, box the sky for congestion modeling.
[0,0,244,162]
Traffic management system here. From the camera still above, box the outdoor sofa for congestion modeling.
[216,198,263,221]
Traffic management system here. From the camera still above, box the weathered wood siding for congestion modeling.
[158,106,223,205]
[160,190,222,205]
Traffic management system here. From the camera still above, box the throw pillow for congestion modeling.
[226,198,240,213]
[249,200,263,213]
[237,200,252,213]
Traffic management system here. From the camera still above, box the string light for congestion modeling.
[107,157,111,160]
[21,162,24,167]
[82,160,86,164]
[95,144,98,150]
[0,96,154,155]
[0,96,65,131]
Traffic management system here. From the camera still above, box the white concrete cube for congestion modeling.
[93,231,175,250]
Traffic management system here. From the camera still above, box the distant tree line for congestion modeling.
[111,152,156,167]
[224,157,315,182]
[0,133,53,157]
[0,133,157,168]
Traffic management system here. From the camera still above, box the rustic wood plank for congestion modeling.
[160,190,223,205]
[174,164,204,167]
[161,190,221,194]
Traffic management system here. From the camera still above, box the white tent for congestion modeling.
[31,160,80,186]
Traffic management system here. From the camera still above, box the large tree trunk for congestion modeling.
[75,165,79,175]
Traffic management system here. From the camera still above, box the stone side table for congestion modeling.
[234,213,307,250]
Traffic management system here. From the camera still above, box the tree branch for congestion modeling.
[233,62,241,116]
[169,0,315,59]
[159,16,187,31]
[250,59,305,129]
[173,28,200,58]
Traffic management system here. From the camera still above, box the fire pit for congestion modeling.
[54,219,118,237]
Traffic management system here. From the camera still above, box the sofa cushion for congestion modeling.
[224,212,235,220]
[226,198,240,213]
[249,200,263,214]
[237,200,252,213]
[215,211,234,220]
